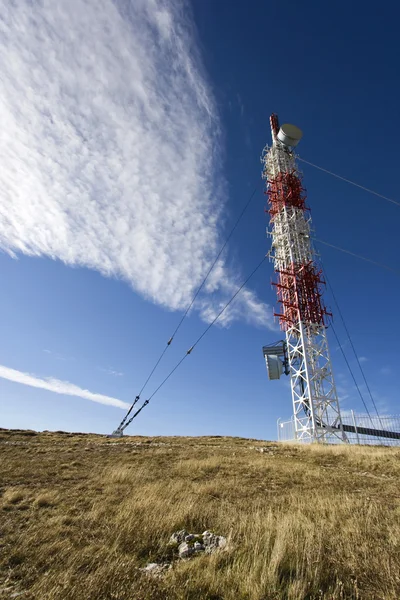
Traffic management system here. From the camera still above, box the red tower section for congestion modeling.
[265,115,331,331]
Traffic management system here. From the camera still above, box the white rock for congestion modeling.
[185,534,195,542]
[143,563,160,572]
[194,541,204,551]
[178,542,194,558]
[217,536,227,549]
[140,563,170,578]
[169,529,188,544]
[202,532,228,553]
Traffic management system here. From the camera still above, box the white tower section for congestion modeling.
[263,115,346,443]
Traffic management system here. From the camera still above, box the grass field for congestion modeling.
[0,429,399,599]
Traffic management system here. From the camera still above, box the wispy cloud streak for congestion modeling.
[0,364,129,410]
[99,367,124,377]
[0,0,272,328]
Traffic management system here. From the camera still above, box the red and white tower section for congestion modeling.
[262,114,346,443]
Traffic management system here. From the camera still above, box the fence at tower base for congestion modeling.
[277,412,400,446]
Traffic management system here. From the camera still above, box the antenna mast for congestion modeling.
[262,114,346,443]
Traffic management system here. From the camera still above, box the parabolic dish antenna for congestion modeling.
[277,123,303,147]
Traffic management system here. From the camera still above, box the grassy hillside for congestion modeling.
[0,429,399,600]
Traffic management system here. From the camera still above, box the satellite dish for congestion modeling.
[277,123,303,148]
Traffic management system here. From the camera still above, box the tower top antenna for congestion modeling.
[277,123,303,147]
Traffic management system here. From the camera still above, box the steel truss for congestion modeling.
[263,114,346,443]
[287,322,345,442]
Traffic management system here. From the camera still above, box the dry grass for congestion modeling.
[33,492,59,508]
[0,430,399,599]
[2,488,26,505]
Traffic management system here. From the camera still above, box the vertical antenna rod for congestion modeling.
[262,114,346,443]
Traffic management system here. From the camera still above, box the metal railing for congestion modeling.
[277,412,400,446]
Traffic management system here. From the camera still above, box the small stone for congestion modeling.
[144,563,159,572]
[217,535,227,549]
[194,541,204,551]
[169,529,188,544]
[178,541,194,558]
[185,533,195,542]
[202,532,227,553]
[140,563,171,578]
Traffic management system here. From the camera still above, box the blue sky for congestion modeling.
[0,0,399,440]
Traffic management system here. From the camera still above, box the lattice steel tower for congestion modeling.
[262,114,346,443]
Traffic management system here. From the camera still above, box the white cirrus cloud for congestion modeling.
[0,364,129,410]
[99,367,124,378]
[0,0,272,328]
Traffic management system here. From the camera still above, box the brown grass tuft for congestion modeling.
[34,492,59,508]
[2,488,26,505]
